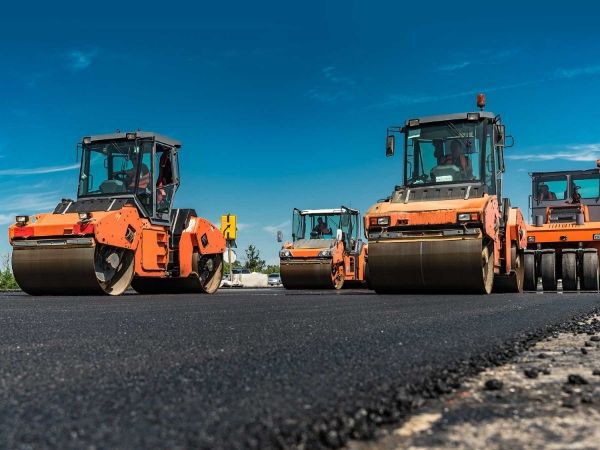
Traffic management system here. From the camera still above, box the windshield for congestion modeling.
[78,140,152,198]
[405,120,487,187]
[534,175,567,201]
[292,210,359,243]
[571,173,600,199]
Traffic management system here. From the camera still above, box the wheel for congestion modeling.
[581,251,599,291]
[523,252,537,291]
[541,252,557,291]
[481,245,495,294]
[561,252,578,291]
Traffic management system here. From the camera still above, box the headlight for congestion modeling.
[318,249,332,257]
[78,212,92,221]
[279,249,292,258]
[527,236,536,243]
[15,215,29,225]
[369,216,390,226]
[458,213,479,222]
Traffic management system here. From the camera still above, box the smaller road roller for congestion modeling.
[9,131,225,295]
[524,166,600,291]
[279,207,367,289]
[364,95,527,294]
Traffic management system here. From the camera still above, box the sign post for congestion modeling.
[221,214,237,282]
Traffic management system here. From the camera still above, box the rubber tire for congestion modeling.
[561,252,578,291]
[523,253,537,291]
[581,251,599,291]
[541,252,557,291]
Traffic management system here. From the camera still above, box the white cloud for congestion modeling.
[67,50,96,70]
[263,220,291,235]
[438,61,471,72]
[236,222,254,231]
[506,144,600,162]
[0,191,62,225]
[0,163,79,176]
[308,66,357,103]
[555,64,600,79]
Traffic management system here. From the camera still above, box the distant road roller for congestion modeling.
[8,131,225,295]
[364,95,527,294]
[524,166,600,291]
[279,207,368,289]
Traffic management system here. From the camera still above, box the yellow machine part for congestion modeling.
[367,236,494,294]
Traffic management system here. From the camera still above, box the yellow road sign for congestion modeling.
[221,214,237,240]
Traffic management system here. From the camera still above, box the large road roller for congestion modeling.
[524,166,600,291]
[364,95,527,294]
[279,207,367,289]
[8,131,225,295]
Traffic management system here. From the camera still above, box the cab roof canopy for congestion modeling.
[405,111,496,127]
[530,168,600,178]
[300,208,360,215]
[82,131,181,148]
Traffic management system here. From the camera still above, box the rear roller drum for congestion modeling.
[581,251,599,291]
[541,252,557,291]
[481,245,494,295]
[131,252,224,294]
[333,266,345,290]
[561,252,578,291]
[493,244,524,293]
[523,252,537,291]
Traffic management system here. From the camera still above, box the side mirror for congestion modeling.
[276,231,283,243]
[386,135,395,157]
[496,125,505,146]
[505,135,515,148]
[336,229,343,241]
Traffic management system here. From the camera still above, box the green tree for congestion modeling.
[224,260,242,275]
[262,264,280,275]
[0,254,18,290]
[244,244,266,272]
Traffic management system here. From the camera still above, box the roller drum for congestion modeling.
[280,260,335,289]
[368,237,492,293]
[12,243,134,296]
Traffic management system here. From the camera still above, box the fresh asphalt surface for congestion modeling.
[1,289,600,449]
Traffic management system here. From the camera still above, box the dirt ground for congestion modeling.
[349,315,600,450]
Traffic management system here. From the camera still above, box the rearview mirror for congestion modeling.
[386,135,395,157]
[276,231,283,242]
[496,125,505,146]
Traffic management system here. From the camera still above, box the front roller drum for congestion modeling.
[12,243,134,296]
[280,260,341,289]
[131,253,224,294]
[368,238,494,294]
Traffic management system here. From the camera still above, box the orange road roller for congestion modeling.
[364,94,527,294]
[279,207,368,289]
[524,166,600,291]
[8,131,225,295]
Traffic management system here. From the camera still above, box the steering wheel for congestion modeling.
[113,171,129,183]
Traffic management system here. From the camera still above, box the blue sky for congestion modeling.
[2,2,600,264]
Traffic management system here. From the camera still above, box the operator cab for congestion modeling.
[64,131,180,223]
[385,95,510,203]
[291,207,362,252]
[531,168,600,222]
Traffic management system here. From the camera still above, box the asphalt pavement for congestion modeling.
[1,289,599,449]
